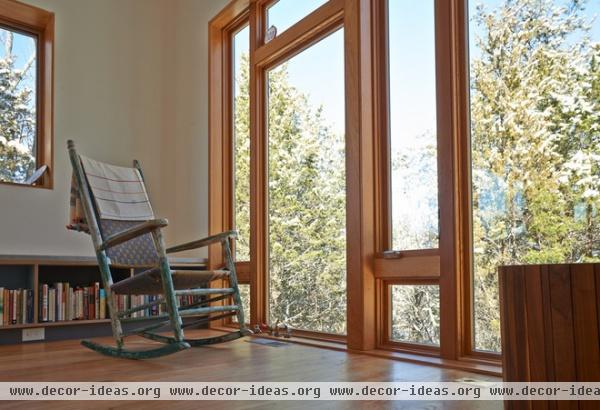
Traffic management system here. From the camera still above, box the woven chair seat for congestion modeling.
[111,269,230,295]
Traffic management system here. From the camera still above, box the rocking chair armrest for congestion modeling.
[99,219,169,251]
[166,230,238,254]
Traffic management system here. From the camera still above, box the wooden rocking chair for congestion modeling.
[67,140,250,359]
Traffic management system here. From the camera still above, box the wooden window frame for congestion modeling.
[0,0,54,189]
[372,0,448,358]
[209,0,501,370]
[453,0,501,362]
[210,0,374,345]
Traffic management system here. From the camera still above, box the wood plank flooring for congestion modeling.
[0,330,502,409]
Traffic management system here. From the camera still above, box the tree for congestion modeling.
[391,285,440,345]
[234,55,347,334]
[470,0,600,351]
[0,29,36,183]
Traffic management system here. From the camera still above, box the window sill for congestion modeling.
[211,326,502,377]
[0,180,52,190]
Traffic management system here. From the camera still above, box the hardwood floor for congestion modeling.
[0,330,502,409]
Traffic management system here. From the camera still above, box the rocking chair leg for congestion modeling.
[223,238,248,332]
[97,252,124,348]
[152,229,185,343]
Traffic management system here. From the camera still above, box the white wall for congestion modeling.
[0,0,227,257]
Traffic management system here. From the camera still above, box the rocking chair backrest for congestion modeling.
[69,143,159,267]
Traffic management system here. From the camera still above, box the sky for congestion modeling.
[236,0,600,145]
[0,27,37,107]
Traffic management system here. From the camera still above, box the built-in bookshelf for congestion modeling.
[0,255,206,344]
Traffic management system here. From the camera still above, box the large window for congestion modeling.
[468,0,600,352]
[267,29,346,334]
[0,2,53,188]
[379,0,442,354]
[212,0,596,371]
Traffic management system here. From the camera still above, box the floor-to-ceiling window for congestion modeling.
[467,0,600,353]
[266,29,346,334]
[381,0,442,351]
[208,0,599,371]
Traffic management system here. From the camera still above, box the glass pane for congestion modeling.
[390,285,440,346]
[233,25,251,261]
[0,28,37,184]
[233,284,250,324]
[388,0,439,251]
[468,0,600,352]
[267,29,346,334]
[265,0,328,41]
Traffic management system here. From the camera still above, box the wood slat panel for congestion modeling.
[502,263,600,410]
[523,265,546,381]
[540,266,557,410]
[523,265,551,410]
[547,265,578,410]
[547,265,577,388]
[570,264,600,383]
[500,266,531,410]
[596,264,600,356]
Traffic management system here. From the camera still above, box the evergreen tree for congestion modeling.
[0,29,36,183]
[471,0,600,351]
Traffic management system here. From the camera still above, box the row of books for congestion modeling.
[0,288,34,326]
[1,282,206,325]
[40,282,106,322]
[114,294,204,318]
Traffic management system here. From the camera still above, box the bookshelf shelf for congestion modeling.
[0,319,110,330]
[0,255,207,344]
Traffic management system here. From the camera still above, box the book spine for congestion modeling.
[11,290,16,324]
[42,284,48,322]
[27,290,33,324]
[95,283,100,320]
[74,289,78,320]
[61,283,67,321]
[99,289,106,319]
[69,288,74,321]
[56,283,62,322]
[21,289,27,324]
[64,283,70,321]
[78,288,84,320]
[83,287,89,320]
[0,287,3,326]
[48,289,55,322]
[5,289,11,325]
[89,286,94,320]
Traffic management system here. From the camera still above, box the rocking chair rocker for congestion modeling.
[67,140,250,359]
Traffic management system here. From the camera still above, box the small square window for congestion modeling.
[390,284,440,346]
